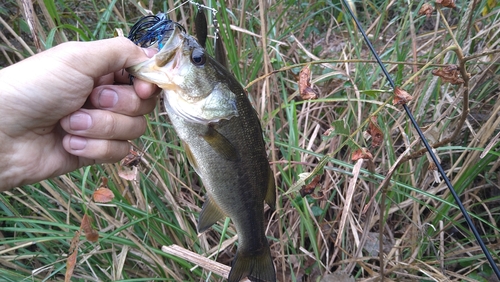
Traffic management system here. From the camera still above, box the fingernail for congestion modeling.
[98,89,118,108]
[69,136,87,150]
[69,111,92,130]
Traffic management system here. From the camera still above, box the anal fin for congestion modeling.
[198,196,226,233]
[202,126,239,161]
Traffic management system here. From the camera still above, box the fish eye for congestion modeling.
[191,49,206,66]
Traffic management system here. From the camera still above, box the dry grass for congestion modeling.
[1,0,500,281]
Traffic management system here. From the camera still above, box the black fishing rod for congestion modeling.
[341,0,500,279]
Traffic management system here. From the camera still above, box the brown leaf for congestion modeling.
[118,166,139,181]
[352,148,373,161]
[81,214,92,233]
[93,187,114,203]
[302,87,319,100]
[65,230,80,282]
[298,65,319,100]
[431,65,464,85]
[367,116,383,147]
[393,87,413,105]
[81,214,99,242]
[435,0,456,8]
[68,230,80,256]
[121,149,141,167]
[86,231,99,243]
[300,174,322,197]
[418,3,434,17]
[100,177,108,188]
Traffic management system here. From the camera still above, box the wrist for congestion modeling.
[0,131,20,191]
[0,78,36,191]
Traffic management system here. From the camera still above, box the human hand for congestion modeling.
[0,37,159,191]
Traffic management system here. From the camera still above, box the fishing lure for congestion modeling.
[128,1,223,61]
[127,12,185,49]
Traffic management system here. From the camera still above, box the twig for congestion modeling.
[161,244,251,281]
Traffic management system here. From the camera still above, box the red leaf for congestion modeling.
[65,230,80,282]
[118,166,139,181]
[81,214,99,242]
[86,230,99,243]
[352,148,373,161]
[393,87,413,105]
[100,177,108,187]
[435,0,456,8]
[431,65,464,85]
[93,187,114,203]
[367,116,383,147]
[418,3,434,17]
[300,174,322,197]
[120,149,141,167]
[298,65,319,100]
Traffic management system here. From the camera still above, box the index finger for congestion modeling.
[53,37,157,79]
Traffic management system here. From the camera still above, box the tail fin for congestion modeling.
[228,245,275,282]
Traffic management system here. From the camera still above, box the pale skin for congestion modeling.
[0,37,160,191]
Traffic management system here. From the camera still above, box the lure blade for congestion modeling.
[195,9,208,48]
[215,33,227,68]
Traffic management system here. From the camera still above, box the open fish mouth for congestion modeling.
[126,25,184,88]
[155,25,184,62]
[126,12,188,87]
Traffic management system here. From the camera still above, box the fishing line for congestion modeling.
[189,0,218,17]
[341,0,500,278]
[189,1,221,48]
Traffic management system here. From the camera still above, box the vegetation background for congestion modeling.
[1,0,500,281]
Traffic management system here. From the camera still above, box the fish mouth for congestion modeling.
[156,25,183,63]
[126,25,184,86]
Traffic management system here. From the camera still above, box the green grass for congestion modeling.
[1,0,500,281]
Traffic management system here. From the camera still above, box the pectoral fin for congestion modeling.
[265,168,276,210]
[198,196,226,233]
[182,141,200,175]
[202,126,239,161]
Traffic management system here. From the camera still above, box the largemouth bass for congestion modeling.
[127,25,276,282]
